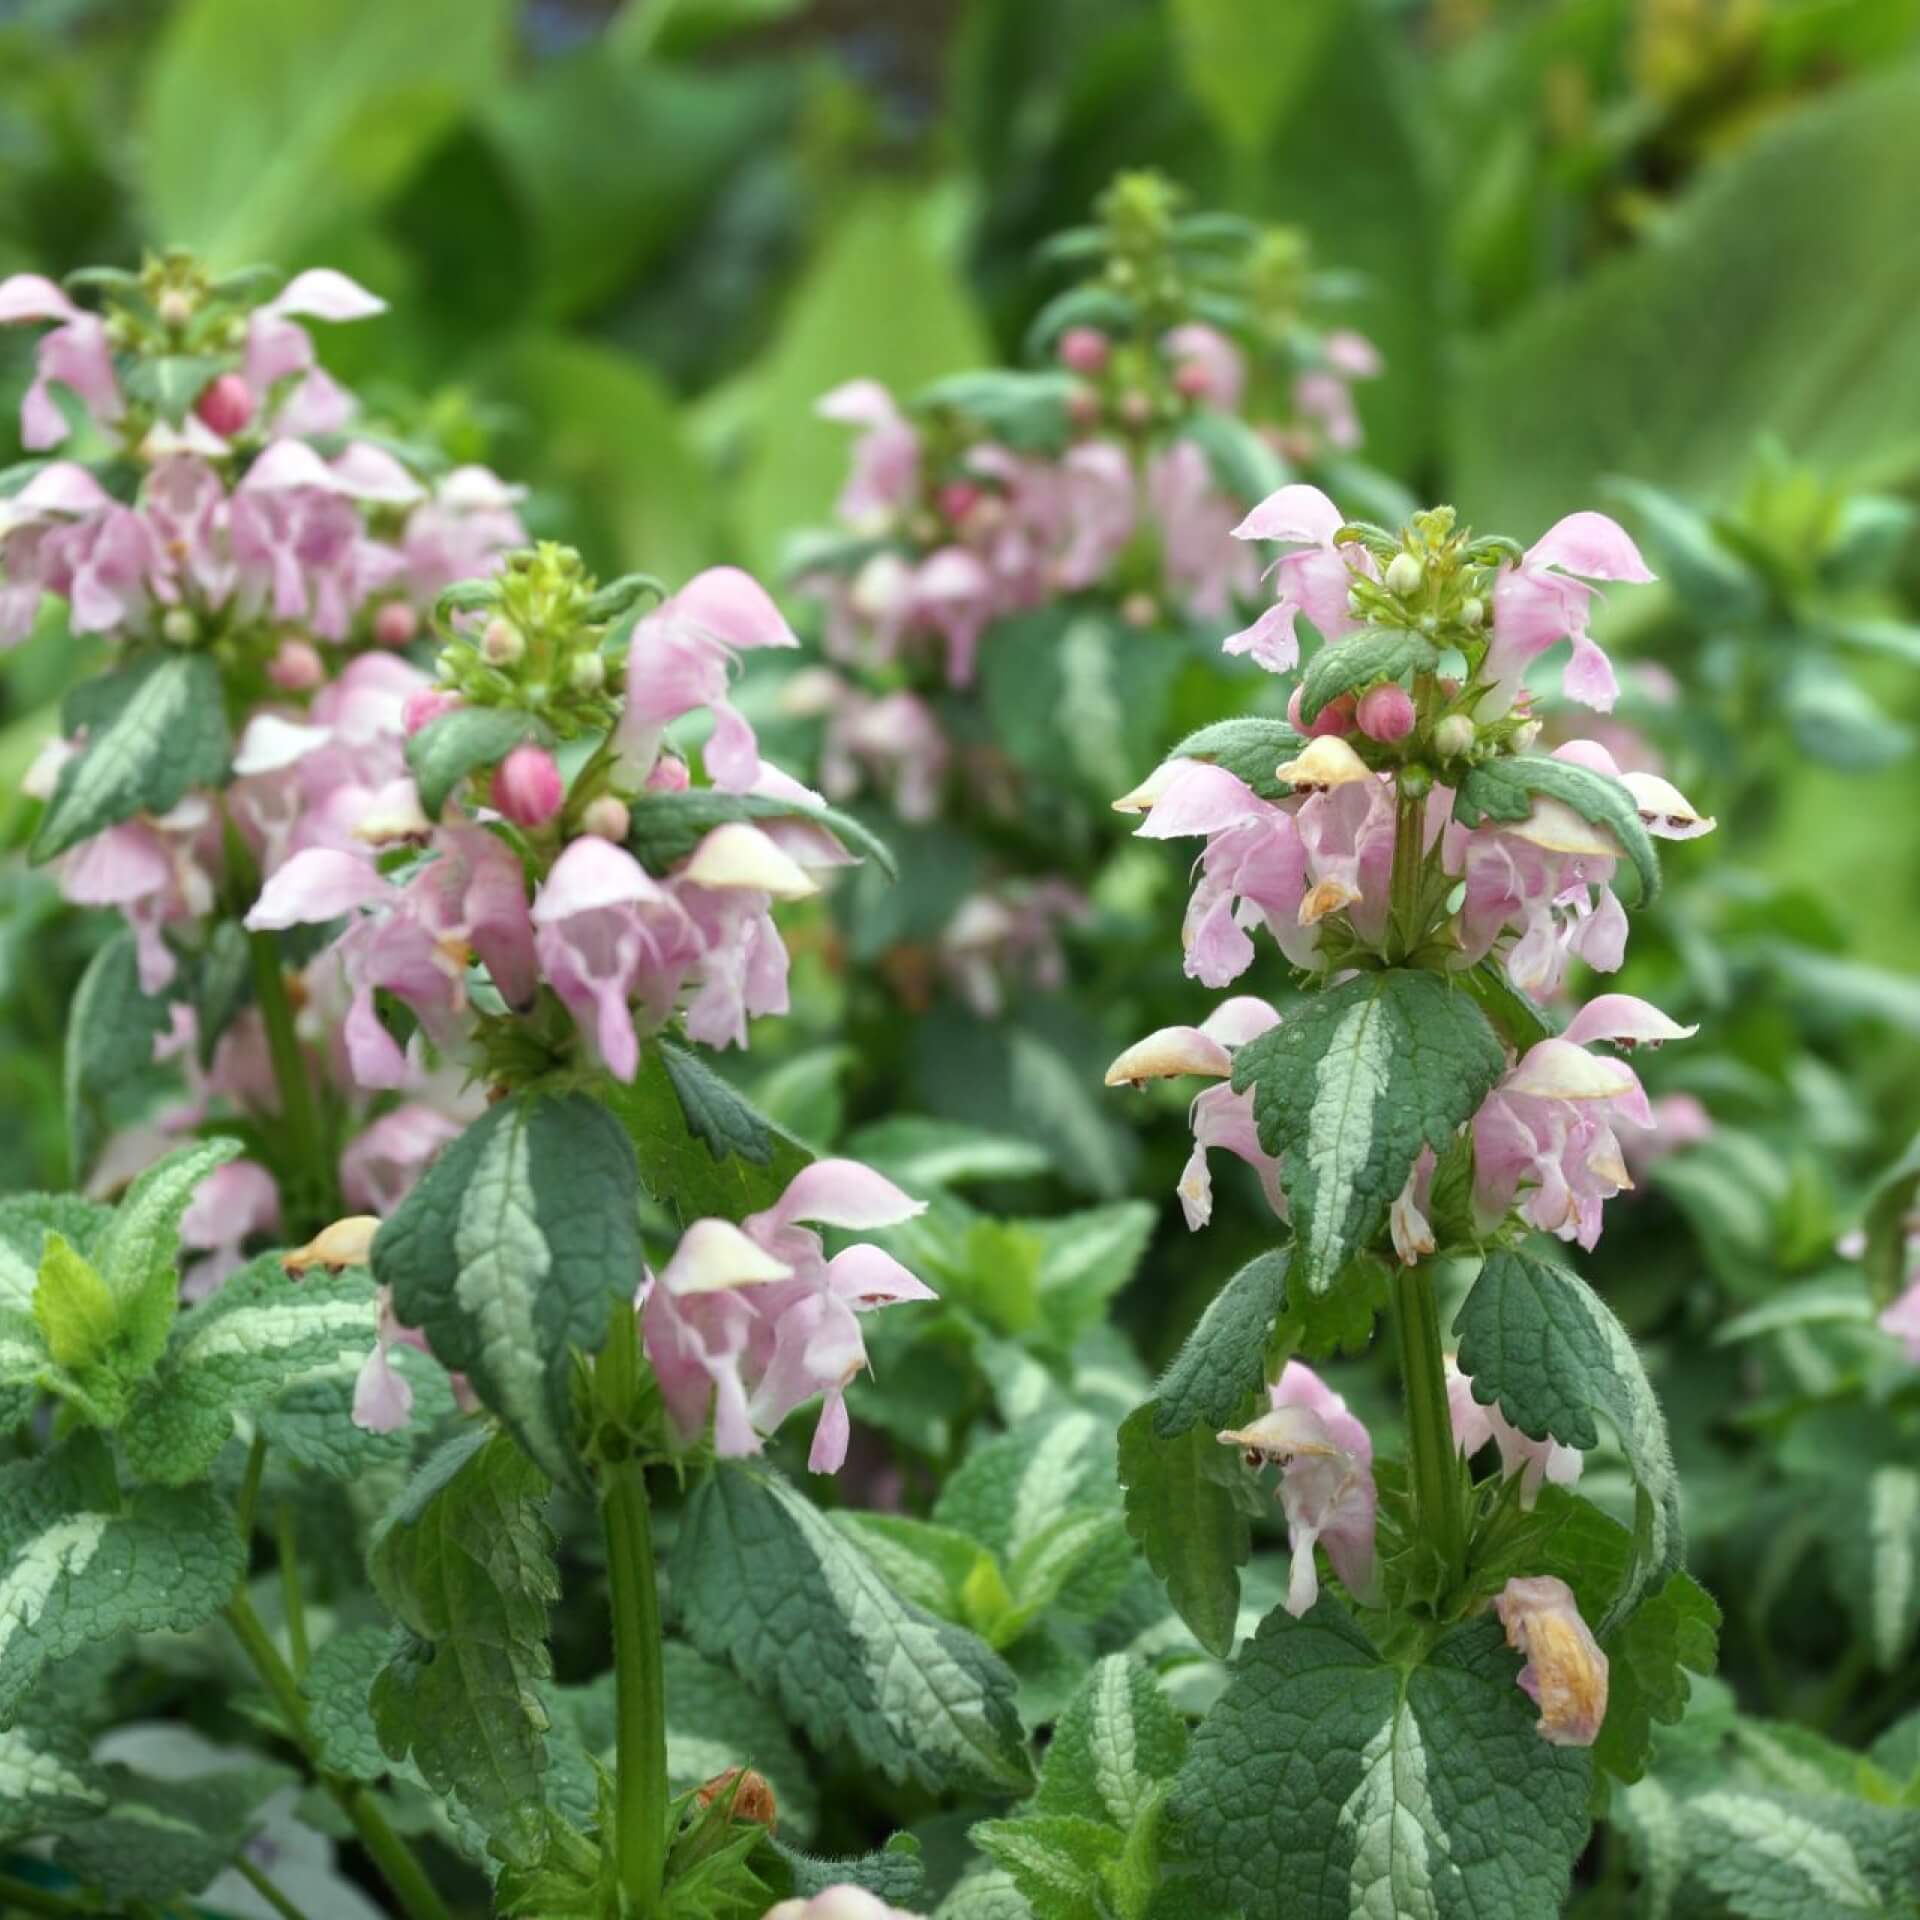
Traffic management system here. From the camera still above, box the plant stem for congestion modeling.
[232,1857,310,1920]
[224,1591,451,1920]
[1394,1259,1467,1596]
[236,1429,269,1542]
[597,1310,669,1918]
[0,1872,87,1916]
[275,1500,310,1678]
[1387,779,1429,963]
[247,926,332,1224]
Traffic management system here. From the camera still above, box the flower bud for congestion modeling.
[1066,386,1103,430]
[372,601,420,648]
[194,373,255,438]
[481,618,524,667]
[492,745,564,828]
[157,288,196,332]
[693,1767,777,1831]
[1384,551,1424,597]
[1356,683,1416,743]
[1173,360,1213,399]
[568,649,607,695]
[401,688,461,737]
[938,482,982,524]
[1459,595,1485,630]
[1287,686,1356,739]
[1057,327,1110,375]
[268,638,325,692]
[850,552,913,625]
[1120,591,1160,629]
[1433,713,1476,758]
[646,756,690,793]
[1118,390,1154,429]
[160,608,200,647]
[580,795,631,842]
[284,1216,380,1275]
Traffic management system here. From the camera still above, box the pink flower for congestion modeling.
[354,1287,440,1434]
[1164,323,1247,411]
[1221,1361,1377,1616]
[339,1103,464,1216]
[1494,1576,1609,1748]
[1471,995,1695,1248]
[0,465,170,643]
[912,547,997,689]
[817,380,921,531]
[1446,1355,1581,1504]
[400,466,527,601]
[0,274,123,449]
[1222,484,1372,673]
[937,879,1087,1018]
[1147,441,1258,619]
[1878,1277,1920,1364]
[62,810,218,993]
[491,745,564,828]
[178,1160,281,1301]
[243,268,384,435]
[1486,513,1654,715]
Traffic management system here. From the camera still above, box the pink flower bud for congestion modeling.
[645,756,690,793]
[157,288,195,332]
[401,688,461,738]
[1287,686,1356,739]
[1058,327,1110,374]
[268,639,325,692]
[482,618,524,667]
[1120,591,1160,629]
[373,601,420,648]
[580,796,631,842]
[492,745,564,828]
[938,482,982,524]
[1356,683,1416,743]
[1173,360,1213,399]
[195,373,255,438]
[1118,391,1154,429]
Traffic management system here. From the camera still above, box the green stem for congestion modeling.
[1387,779,1429,963]
[232,1857,311,1920]
[275,1500,310,1678]
[0,1872,88,1916]
[236,1429,268,1542]
[598,1312,669,1918]
[1394,1260,1467,1596]
[247,926,332,1222]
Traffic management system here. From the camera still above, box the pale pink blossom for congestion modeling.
[1495,1576,1609,1748]
[817,380,921,531]
[1223,483,1372,672]
[937,880,1087,1018]
[178,1160,281,1301]
[1147,440,1258,619]
[1164,323,1247,411]
[0,274,123,449]
[1486,513,1654,715]
[1446,1355,1581,1504]
[62,811,218,993]
[339,1104,464,1216]
[400,466,528,600]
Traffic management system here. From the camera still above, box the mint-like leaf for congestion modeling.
[624,787,896,880]
[1452,753,1661,901]
[406,705,537,819]
[65,929,178,1179]
[303,1625,397,1782]
[54,1761,288,1901]
[1162,717,1305,802]
[0,1716,107,1845]
[1298,627,1439,722]
[1152,1251,1287,1440]
[658,1038,772,1165]
[1035,1654,1189,1828]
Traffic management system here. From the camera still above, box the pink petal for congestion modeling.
[247,848,389,928]
[0,273,79,324]
[265,268,387,323]
[1231,483,1344,547]
[1527,512,1655,584]
[531,836,665,922]
[1134,762,1266,839]
[11,461,111,517]
[826,1242,937,1308]
[672,565,798,652]
[1560,995,1697,1050]
[767,1158,925,1232]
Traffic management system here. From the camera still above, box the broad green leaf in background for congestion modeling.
[373,1091,641,1485]
[0,1717,107,1846]
[139,0,512,263]
[1827,1463,1920,1674]
[1230,970,1506,1293]
[1171,1600,1592,1920]
[63,929,177,1181]
[671,1462,1033,1794]
[1167,0,1343,156]
[731,186,990,576]
[1683,1791,1920,1920]
[369,1429,558,1864]
[53,1762,290,1904]
[302,1625,396,1783]
[1455,64,1920,527]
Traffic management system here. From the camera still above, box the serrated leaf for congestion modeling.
[32,1234,117,1373]
[31,654,231,861]
[831,1510,995,1623]
[1035,1654,1189,1829]
[1171,1600,1592,1920]
[120,1252,380,1484]
[1453,1244,1682,1624]
[624,786,897,881]
[658,1039,771,1165]
[1298,626,1439,721]
[65,928,178,1178]
[1118,1406,1253,1660]
[671,1463,1032,1793]
[1152,1251,1287,1440]
[1683,1790,1920,1919]
[1028,1201,1155,1349]
[0,1717,108,1844]
[0,1431,243,1725]
[934,1411,1115,1564]
[1162,716,1305,803]
[405,705,536,820]
[53,1761,288,1901]
[0,1197,115,1410]
[972,1811,1121,1920]
[1452,754,1661,902]
[938,1868,1035,1920]
[257,1341,454,1479]
[915,370,1081,453]
[1595,1568,1722,1785]
[372,1091,641,1485]
[1230,971,1505,1293]
[120,352,229,424]
[302,1625,396,1781]
[369,1429,557,1863]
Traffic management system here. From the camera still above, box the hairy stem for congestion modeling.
[1394,1260,1466,1595]
[1387,779,1429,964]
[275,1500,310,1678]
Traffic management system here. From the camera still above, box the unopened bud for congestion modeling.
[693,1767,777,1831]
[1287,685,1356,739]
[373,601,420,648]
[580,795,631,842]
[401,688,461,738]
[268,638,324,692]
[1057,327,1110,375]
[1120,591,1160,629]
[1433,714,1476,758]
[1384,552,1424,597]
[1356,683,1416,743]
[492,745,564,829]
[568,649,607,695]
[938,482,983,523]
[157,288,195,331]
[194,373,255,438]
[1066,386,1103,430]
[1459,595,1485,630]
[160,608,199,647]
[1173,360,1213,400]
[481,618,524,667]
[1118,390,1154,429]
[1513,719,1542,752]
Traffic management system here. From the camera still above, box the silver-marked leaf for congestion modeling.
[1684,1790,1920,1919]
[31,654,231,861]
[971,1812,1123,1920]
[0,1196,115,1411]
[65,929,179,1179]
[1298,627,1439,722]
[1171,1600,1591,1920]
[846,1117,1051,1190]
[121,1252,380,1484]
[934,1411,1116,1567]
[1452,754,1661,901]
[1152,1250,1288,1440]
[1163,716,1305,803]
[369,1429,557,1864]
[0,1716,108,1844]
[1029,1201,1156,1349]
[1454,1244,1682,1624]
[1230,971,1506,1292]
[1827,1464,1920,1675]
[671,1463,1032,1794]
[372,1091,641,1485]
[0,1431,243,1726]
[53,1761,288,1903]
[258,1341,454,1480]
[1034,1655,1189,1829]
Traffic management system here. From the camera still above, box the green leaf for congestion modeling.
[372,1091,642,1485]
[405,705,536,820]
[30,654,231,862]
[258,1340,454,1479]
[1784,664,1912,771]
[120,352,229,425]
[32,1234,117,1374]
[0,1716,108,1845]
[1179,410,1289,506]
[65,929,178,1179]
[831,1510,998,1624]
[1230,971,1506,1292]
[1828,1464,1920,1674]
[1298,627,1439,722]
[606,1043,812,1225]
[1161,716,1306,803]
[1152,1251,1287,1440]
[658,1040,772,1166]
[916,370,1082,453]
[140,0,511,262]
[1028,1201,1156,1350]
[671,1463,1032,1794]
[1453,1244,1683,1624]
[772,1832,927,1905]
[1683,1791,1920,1920]
[937,1868,1035,1920]
[303,1624,396,1781]
[1451,752,1662,901]
[1035,1654,1189,1828]
[120,1252,380,1485]
[846,1117,1051,1189]
[1455,65,1920,528]
[934,1411,1115,1566]
[1118,1406,1255,1660]
[1170,1601,1592,1920]
[1605,477,1766,620]
[1169,0,1342,152]
[1595,1568,1722,1786]
[0,1431,244,1725]
[1022,285,1138,361]
[368,1429,557,1863]
[1862,1132,1920,1307]
[624,786,897,882]
[971,1812,1122,1920]
[53,1761,289,1902]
